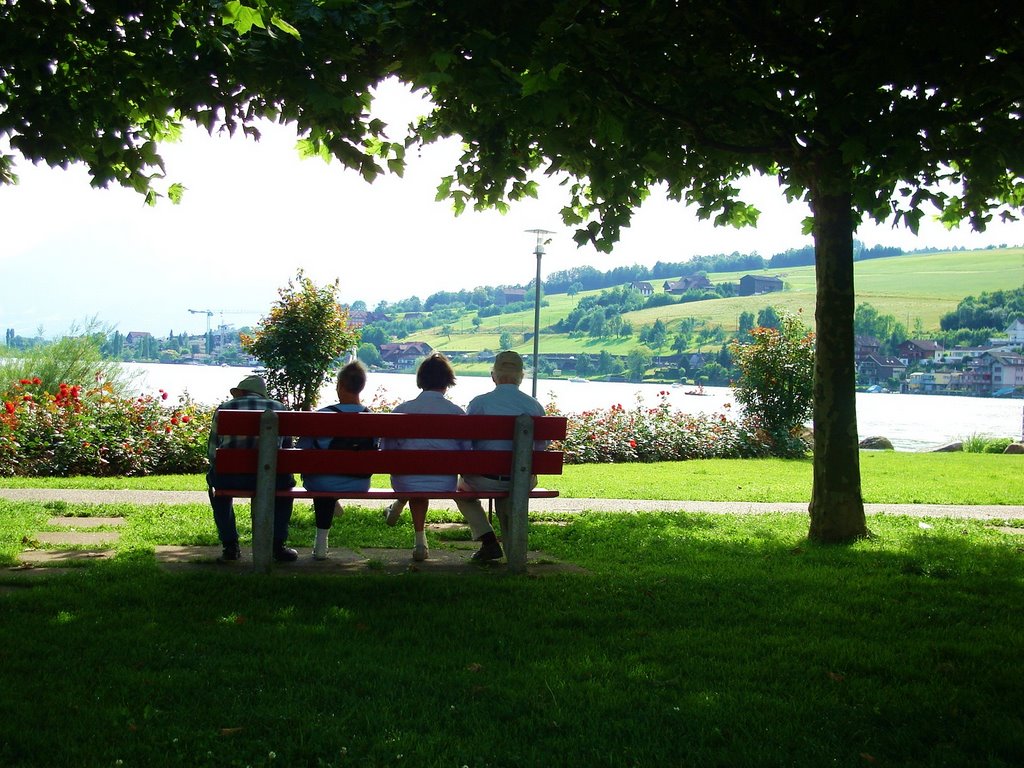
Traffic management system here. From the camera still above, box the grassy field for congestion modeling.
[417,248,1024,354]
[1,501,1023,766]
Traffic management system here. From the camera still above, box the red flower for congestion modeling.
[19,378,30,385]
[170,417,179,425]
[165,426,172,433]
[629,439,637,448]
[22,394,32,401]
[181,415,191,423]
[4,401,14,414]
[161,392,169,400]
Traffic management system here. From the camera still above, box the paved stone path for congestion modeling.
[3,488,1022,520]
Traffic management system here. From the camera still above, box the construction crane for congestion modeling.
[189,308,260,355]
[188,308,213,336]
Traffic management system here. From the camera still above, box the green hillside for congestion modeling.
[406,247,1024,356]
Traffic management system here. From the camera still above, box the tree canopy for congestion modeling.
[3,1,1022,541]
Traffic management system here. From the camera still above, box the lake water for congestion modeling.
[124,363,1024,452]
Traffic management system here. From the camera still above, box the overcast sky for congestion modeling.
[3,79,1023,338]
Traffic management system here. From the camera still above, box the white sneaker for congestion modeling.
[383,502,402,527]
[312,540,329,561]
[412,544,429,562]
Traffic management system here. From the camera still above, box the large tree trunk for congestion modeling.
[807,167,868,542]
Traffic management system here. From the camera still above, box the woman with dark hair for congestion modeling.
[381,353,467,561]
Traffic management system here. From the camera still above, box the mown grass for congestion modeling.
[2,451,1020,505]
[1,503,1023,768]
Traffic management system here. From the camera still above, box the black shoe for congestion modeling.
[273,545,298,562]
[218,544,241,562]
[471,540,504,562]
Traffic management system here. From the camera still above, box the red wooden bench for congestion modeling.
[212,410,567,573]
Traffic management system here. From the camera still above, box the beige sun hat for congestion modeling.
[230,374,269,398]
[492,350,525,377]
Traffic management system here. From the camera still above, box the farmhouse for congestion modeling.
[379,341,434,367]
[663,275,712,294]
[738,274,784,296]
[631,281,654,296]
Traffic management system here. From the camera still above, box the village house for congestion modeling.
[897,339,943,364]
[737,274,784,296]
[964,349,1024,396]
[858,353,907,385]
[854,336,881,363]
[125,331,152,347]
[631,281,654,296]
[663,275,713,294]
[905,370,964,394]
[500,288,528,305]
[379,341,434,368]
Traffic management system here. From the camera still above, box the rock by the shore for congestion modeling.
[859,436,894,450]
[1004,442,1024,454]
[932,441,964,452]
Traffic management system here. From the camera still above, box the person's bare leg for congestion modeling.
[409,499,429,560]
[384,498,406,526]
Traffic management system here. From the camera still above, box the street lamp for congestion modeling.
[525,228,554,398]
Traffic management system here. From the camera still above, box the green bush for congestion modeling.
[983,437,1014,453]
[962,433,1015,453]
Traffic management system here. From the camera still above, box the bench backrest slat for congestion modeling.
[216,448,563,476]
[214,410,567,441]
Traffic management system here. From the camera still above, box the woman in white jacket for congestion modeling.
[381,353,467,561]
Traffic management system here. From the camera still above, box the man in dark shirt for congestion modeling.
[206,375,297,562]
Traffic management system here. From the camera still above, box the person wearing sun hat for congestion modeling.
[206,373,298,563]
[454,350,547,561]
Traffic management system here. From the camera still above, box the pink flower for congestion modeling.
[161,392,169,400]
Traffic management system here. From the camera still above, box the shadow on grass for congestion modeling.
[1,511,1022,767]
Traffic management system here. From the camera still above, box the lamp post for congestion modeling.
[525,229,554,398]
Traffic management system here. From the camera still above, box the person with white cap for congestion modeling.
[206,374,298,563]
[454,350,547,560]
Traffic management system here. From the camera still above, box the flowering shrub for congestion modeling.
[0,380,804,476]
[0,377,213,477]
[548,390,795,464]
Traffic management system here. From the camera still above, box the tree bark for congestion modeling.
[807,165,869,542]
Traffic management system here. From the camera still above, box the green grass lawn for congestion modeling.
[1,503,1022,767]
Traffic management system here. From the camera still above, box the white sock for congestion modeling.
[415,530,427,548]
[315,528,330,549]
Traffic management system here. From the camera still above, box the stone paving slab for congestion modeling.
[47,516,125,527]
[35,531,121,545]
[18,548,116,563]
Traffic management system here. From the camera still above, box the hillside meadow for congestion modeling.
[419,247,1023,356]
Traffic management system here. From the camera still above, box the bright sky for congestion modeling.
[3,79,1023,338]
